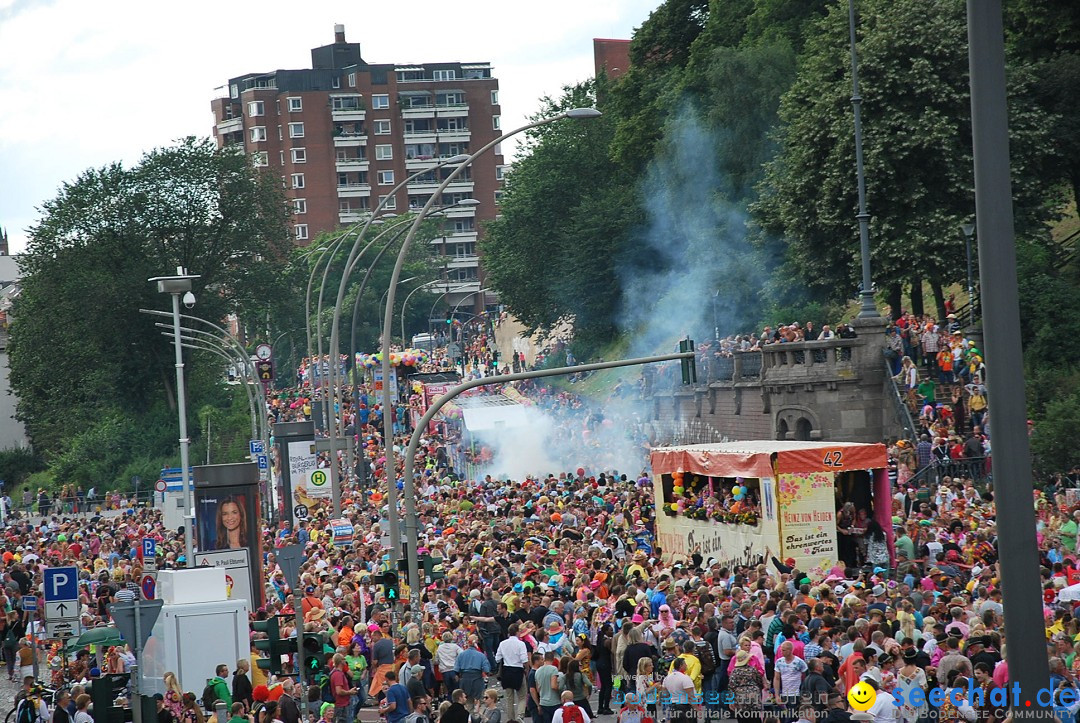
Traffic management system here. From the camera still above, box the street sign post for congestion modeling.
[142,538,157,572]
[257,454,269,470]
[44,567,80,639]
[110,598,164,723]
[275,544,305,679]
[249,440,265,455]
[23,595,37,612]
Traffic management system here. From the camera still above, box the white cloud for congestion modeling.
[0,0,655,252]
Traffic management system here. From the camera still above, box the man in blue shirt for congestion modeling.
[380,671,411,723]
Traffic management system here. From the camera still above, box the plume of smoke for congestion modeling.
[618,108,765,357]
[468,397,651,480]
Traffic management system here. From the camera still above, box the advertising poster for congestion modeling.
[287,439,331,502]
[777,471,837,571]
[193,475,263,607]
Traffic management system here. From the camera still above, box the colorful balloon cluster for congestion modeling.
[355,348,431,369]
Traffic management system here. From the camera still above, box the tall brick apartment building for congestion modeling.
[210,25,502,310]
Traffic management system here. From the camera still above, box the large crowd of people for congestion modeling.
[1,317,1076,723]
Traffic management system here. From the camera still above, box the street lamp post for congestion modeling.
[848,0,880,319]
[401,280,442,344]
[966,0,1049,703]
[324,156,472,520]
[379,107,601,575]
[961,223,976,327]
[149,268,200,564]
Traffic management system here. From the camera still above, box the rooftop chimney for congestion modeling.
[334,24,346,43]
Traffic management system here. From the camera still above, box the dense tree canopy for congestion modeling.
[10,137,293,485]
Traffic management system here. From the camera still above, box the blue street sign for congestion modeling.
[142,538,156,561]
[23,596,37,612]
[256,454,268,470]
[44,567,78,602]
[249,440,265,455]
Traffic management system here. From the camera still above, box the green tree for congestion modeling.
[10,137,292,485]
[481,81,634,344]
[753,0,1061,310]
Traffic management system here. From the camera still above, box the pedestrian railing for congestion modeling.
[884,349,918,443]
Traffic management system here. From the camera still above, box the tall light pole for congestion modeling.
[961,223,976,327]
[379,107,601,574]
[966,0,1049,704]
[149,268,200,564]
[401,280,442,344]
[848,0,880,319]
[325,156,471,519]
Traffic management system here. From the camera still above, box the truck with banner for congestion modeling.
[650,441,891,576]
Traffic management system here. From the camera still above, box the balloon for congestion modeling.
[731,501,742,513]
[576,467,585,477]
[731,486,740,495]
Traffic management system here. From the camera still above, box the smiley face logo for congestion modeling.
[847,681,877,712]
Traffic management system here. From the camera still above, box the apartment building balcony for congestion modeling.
[333,133,368,147]
[335,158,369,172]
[406,179,474,194]
[216,117,243,134]
[403,129,470,144]
[444,255,480,269]
[339,211,371,224]
[337,183,372,198]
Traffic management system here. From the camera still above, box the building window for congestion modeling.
[340,200,352,212]
[248,101,264,117]
[289,122,305,138]
[249,126,267,142]
[495,165,506,181]
[279,151,285,166]
[293,199,307,214]
[288,97,302,112]
[372,94,390,110]
[374,119,391,135]
[490,90,499,105]
[436,91,465,106]
[494,142,502,156]
[375,145,393,160]
[332,76,341,89]
[379,194,397,210]
[230,84,239,99]
[252,151,268,167]
[433,69,457,81]
[494,190,504,204]
[348,73,356,88]
[294,224,309,240]
[378,170,395,185]
[492,115,501,131]
[291,148,307,163]
[291,173,305,189]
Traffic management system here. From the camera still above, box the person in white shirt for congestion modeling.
[494,623,530,722]
[551,691,591,723]
[662,657,697,723]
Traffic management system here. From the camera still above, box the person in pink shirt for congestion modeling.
[728,636,766,677]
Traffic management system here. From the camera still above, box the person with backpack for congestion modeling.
[204,664,234,712]
[550,691,590,723]
[15,684,49,723]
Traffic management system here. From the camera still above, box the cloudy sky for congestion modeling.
[0,0,656,253]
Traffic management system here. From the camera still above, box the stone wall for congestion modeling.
[645,317,899,445]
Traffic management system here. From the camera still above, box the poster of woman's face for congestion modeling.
[195,486,255,552]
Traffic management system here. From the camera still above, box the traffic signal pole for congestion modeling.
[400,350,696,606]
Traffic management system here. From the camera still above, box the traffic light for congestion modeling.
[679,338,698,385]
[423,556,445,582]
[303,632,330,675]
[253,616,297,675]
[445,317,453,325]
[382,570,400,602]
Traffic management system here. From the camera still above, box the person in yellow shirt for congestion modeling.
[673,641,703,694]
[250,652,269,687]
